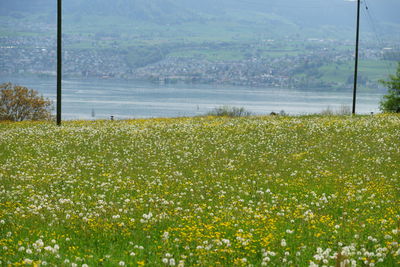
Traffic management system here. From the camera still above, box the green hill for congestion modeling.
[1,0,399,36]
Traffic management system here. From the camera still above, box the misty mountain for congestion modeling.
[1,0,196,23]
[1,0,399,34]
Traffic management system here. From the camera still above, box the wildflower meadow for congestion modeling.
[0,115,399,266]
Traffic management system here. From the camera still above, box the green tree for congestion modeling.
[0,83,52,121]
[379,62,400,113]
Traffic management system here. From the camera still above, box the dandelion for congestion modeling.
[263,256,270,262]
[162,232,170,240]
[23,259,33,265]
[1,115,399,266]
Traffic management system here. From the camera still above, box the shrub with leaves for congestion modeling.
[320,105,351,116]
[0,82,52,121]
[207,105,252,117]
[379,62,400,113]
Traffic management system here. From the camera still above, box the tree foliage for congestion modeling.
[0,83,52,121]
[379,62,400,113]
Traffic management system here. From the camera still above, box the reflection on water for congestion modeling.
[1,76,386,120]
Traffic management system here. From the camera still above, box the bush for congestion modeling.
[0,83,52,121]
[207,105,252,117]
[320,105,351,116]
[379,62,400,113]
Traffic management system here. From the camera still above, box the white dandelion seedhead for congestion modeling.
[23,259,33,265]
[162,231,170,240]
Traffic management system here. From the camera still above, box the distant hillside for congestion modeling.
[1,0,196,23]
[67,0,197,23]
[1,0,399,28]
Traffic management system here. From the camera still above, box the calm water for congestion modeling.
[1,76,386,120]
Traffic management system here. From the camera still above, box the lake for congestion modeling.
[0,76,386,120]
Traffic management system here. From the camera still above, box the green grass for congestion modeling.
[62,16,270,44]
[166,42,307,61]
[260,49,303,58]
[0,115,399,266]
[167,48,245,61]
[319,60,398,85]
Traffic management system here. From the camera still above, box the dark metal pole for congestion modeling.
[57,0,62,125]
[352,0,361,115]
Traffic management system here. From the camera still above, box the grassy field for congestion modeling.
[319,60,397,84]
[0,115,399,266]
